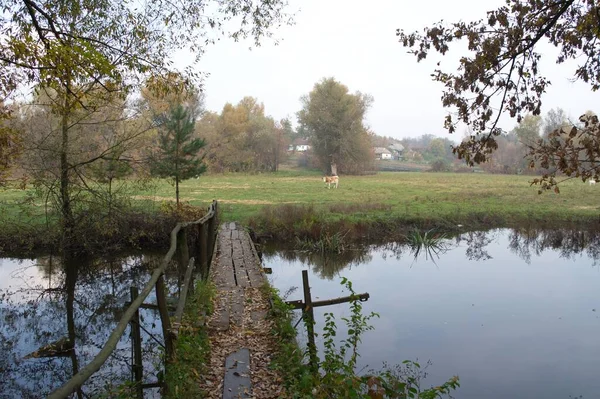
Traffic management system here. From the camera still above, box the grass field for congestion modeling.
[136,171,600,226]
[1,170,599,249]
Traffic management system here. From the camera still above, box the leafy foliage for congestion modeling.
[198,97,288,173]
[529,111,600,192]
[298,78,374,175]
[397,0,600,175]
[0,0,292,102]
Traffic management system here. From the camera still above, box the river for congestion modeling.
[263,228,600,399]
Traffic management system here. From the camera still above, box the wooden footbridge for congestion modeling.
[47,201,367,398]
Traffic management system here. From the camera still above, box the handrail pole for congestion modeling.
[171,257,196,337]
[130,287,143,399]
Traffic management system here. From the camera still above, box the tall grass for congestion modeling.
[406,229,450,262]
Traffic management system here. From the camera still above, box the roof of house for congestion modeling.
[389,143,405,151]
[373,147,392,154]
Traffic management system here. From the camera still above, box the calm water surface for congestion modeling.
[0,253,176,398]
[263,228,600,399]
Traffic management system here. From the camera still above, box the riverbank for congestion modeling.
[1,171,599,255]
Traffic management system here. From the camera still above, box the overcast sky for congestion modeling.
[185,0,600,142]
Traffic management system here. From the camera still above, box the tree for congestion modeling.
[197,97,284,173]
[298,78,373,175]
[0,104,21,184]
[542,108,569,139]
[151,105,206,206]
[397,1,600,185]
[1,0,290,253]
[513,115,542,146]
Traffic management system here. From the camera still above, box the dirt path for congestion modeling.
[200,222,285,398]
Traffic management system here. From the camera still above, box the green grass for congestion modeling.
[156,171,600,225]
[164,279,215,398]
[2,171,599,250]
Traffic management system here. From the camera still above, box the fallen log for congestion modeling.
[24,337,73,359]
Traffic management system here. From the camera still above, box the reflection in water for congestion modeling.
[264,228,600,399]
[265,228,600,277]
[506,228,600,265]
[263,246,372,280]
[0,253,176,398]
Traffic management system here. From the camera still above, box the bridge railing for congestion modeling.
[48,200,219,399]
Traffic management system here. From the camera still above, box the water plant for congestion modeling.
[267,278,459,398]
[295,230,349,253]
[407,229,449,262]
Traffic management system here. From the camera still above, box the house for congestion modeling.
[291,138,311,152]
[373,147,393,160]
[388,143,405,159]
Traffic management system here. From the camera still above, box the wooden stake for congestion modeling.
[130,287,143,399]
[156,275,174,363]
[199,222,208,278]
[302,270,318,374]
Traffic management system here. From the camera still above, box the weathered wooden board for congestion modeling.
[229,287,244,328]
[223,348,251,399]
[240,235,265,287]
[208,294,230,331]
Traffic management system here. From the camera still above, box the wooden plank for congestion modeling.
[229,287,244,328]
[214,229,236,289]
[241,232,266,287]
[209,294,230,331]
[232,239,250,287]
[213,254,236,289]
[223,348,251,399]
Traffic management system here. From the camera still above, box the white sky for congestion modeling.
[185,0,600,141]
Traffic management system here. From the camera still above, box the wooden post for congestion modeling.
[302,270,318,374]
[172,257,195,338]
[156,275,174,362]
[207,211,216,267]
[176,227,190,278]
[130,287,143,399]
[199,223,208,279]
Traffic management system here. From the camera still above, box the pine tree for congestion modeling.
[151,105,206,205]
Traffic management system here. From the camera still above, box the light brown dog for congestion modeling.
[323,175,339,189]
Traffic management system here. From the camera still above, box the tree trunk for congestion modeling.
[65,256,83,399]
[330,162,337,176]
[60,85,75,254]
[175,126,180,207]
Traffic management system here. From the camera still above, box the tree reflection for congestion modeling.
[456,231,495,261]
[264,227,600,276]
[264,247,372,280]
[0,253,177,397]
[507,228,600,265]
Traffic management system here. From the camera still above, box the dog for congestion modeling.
[590,179,597,185]
[323,175,339,189]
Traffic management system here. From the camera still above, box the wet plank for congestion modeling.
[223,348,251,399]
